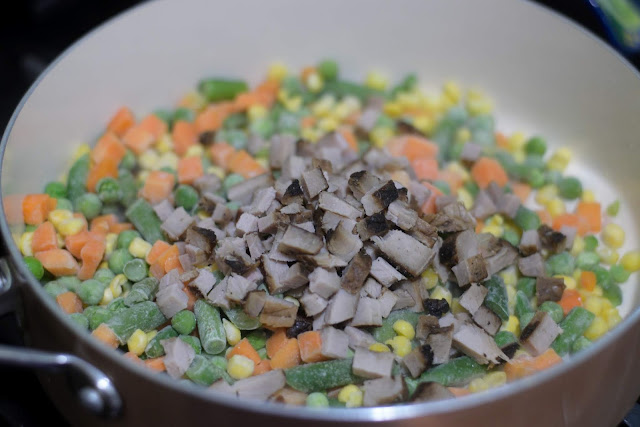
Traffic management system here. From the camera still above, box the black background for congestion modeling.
[0,1,638,426]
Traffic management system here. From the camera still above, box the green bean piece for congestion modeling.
[520,312,535,328]
[194,300,226,355]
[199,78,248,102]
[249,117,276,139]
[246,330,267,350]
[124,277,159,307]
[96,177,122,204]
[322,80,383,102]
[494,330,518,348]
[571,336,592,354]
[173,108,195,123]
[118,170,138,206]
[119,150,137,170]
[24,225,37,232]
[606,200,620,217]
[610,264,631,284]
[518,277,537,300]
[24,256,44,280]
[44,181,67,199]
[66,153,90,203]
[257,347,268,360]
[551,307,595,356]
[123,258,148,282]
[222,113,248,130]
[587,265,610,286]
[502,229,520,247]
[222,173,245,192]
[539,301,564,323]
[84,306,113,330]
[463,180,480,198]
[372,309,422,343]
[576,251,599,269]
[174,185,199,211]
[285,358,362,393]
[180,335,202,354]
[583,235,598,251]
[108,248,134,275]
[55,198,74,211]
[390,73,418,97]
[546,252,575,276]
[75,193,102,220]
[406,356,487,395]
[327,398,346,408]
[106,301,167,344]
[44,281,67,298]
[222,307,261,330]
[125,199,166,243]
[77,279,106,305]
[208,355,228,371]
[524,136,547,156]
[317,60,339,81]
[514,291,533,320]
[514,206,541,231]
[172,310,197,335]
[101,203,120,216]
[432,180,451,196]
[145,325,179,358]
[69,313,89,330]
[186,355,226,386]
[108,297,127,312]
[524,155,545,170]
[116,230,141,250]
[153,109,173,126]
[558,176,583,200]
[483,276,509,320]
[94,268,116,284]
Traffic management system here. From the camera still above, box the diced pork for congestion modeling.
[156,283,189,318]
[536,277,566,304]
[308,267,340,299]
[344,326,377,350]
[326,221,362,263]
[161,337,195,379]
[411,382,455,402]
[377,289,398,318]
[458,283,488,315]
[299,290,328,317]
[320,326,349,359]
[153,200,174,221]
[278,225,323,255]
[161,207,195,240]
[259,295,298,328]
[235,213,259,236]
[472,305,501,336]
[518,253,546,277]
[301,167,329,200]
[324,289,358,325]
[362,376,407,407]
[372,230,434,277]
[318,191,362,220]
[225,273,258,303]
[341,250,372,294]
[352,347,395,378]
[191,268,217,296]
[452,323,507,364]
[369,257,406,287]
[519,311,563,356]
[350,297,382,327]
[519,229,541,256]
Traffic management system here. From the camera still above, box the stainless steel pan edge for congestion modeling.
[1,0,639,425]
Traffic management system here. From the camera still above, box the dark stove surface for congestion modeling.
[0,1,639,426]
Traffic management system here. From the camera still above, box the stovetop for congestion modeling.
[0,1,639,426]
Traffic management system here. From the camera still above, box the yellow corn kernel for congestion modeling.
[430,286,452,306]
[421,268,439,290]
[370,127,394,148]
[547,148,572,171]
[391,170,411,188]
[468,378,488,393]
[19,232,34,257]
[571,236,585,257]
[455,127,471,144]
[581,190,596,203]
[385,336,412,357]
[98,261,109,270]
[602,223,625,249]
[487,215,504,226]
[546,198,566,218]
[508,132,527,153]
[227,354,254,380]
[72,143,91,161]
[58,218,85,237]
[311,94,336,118]
[223,319,241,346]
[457,188,474,210]
[48,209,74,229]
[392,320,415,340]
[572,268,583,282]
[451,298,468,315]
[506,284,517,312]
[512,149,526,164]
[100,286,114,306]
[413,115,435,135]
[57,233,65,248]
[503,315,520,337]
[369,343,391,353]
[597,247,619,266]
[256,158,269,170]
[267,62,288,81]
[600,296,613,310]
[422,93,444,112]
[383,102,403,118]
[184,144,205,158]
[301,127,321,143]
[318,116,339,132]
[100,234,115,258]
[207,166,226,180]
[146,330,158,342]
[500,270,517,287]
[397,92,421,110]
[340,96,362,115]
[127,329,149,356]
[443,81,462,104]
[365,71,388,91]
[284,96,302,112]
[482,224,503,238]
[247,104,267,122]
[447,162,471,182]
[483,371,507,388]
[306,72,324,93]
[621,250,640,272]
[603,308,622,329]
[155,134,173,154]
[554,275,576,290]
[466,93,493,116]
[584,316,608,341]
[338,384,363,408]
[138,149,160,171]
[535,185,558,206]
[128,237,152,259]
[157,152,179,171]
[109,274,127,298]
[179,91,206,112]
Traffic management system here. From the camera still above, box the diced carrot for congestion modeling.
[448,387,471,398]
[233,92,259,112]
[298,331,327,363]
[226,338,261,365]
[402,135,439,161]
[412,157,439,181]
[149,262,165,279]
[228,150,266,179]
[209,142,236,169]
[146,240,172,264]
[437,169,464,195]
[107,107,135,137]
[495,132,509,149]
[253,359,272,376]
[140,171,176,204]
[300,66,316,81]
[72,213,89,232]
[65,230,91,258]
[86,158,118,192]
[270,338,301,370]
[504,348,562,381]
[387,136,407,157]
[138,114,168,140]
[123,126,155,155]
[91,324,119,349]
[195,104,231,133]
[35,249,79,276]
[164,255,184,275]
[144,357,166,372]
[172,120,198,157]
[576,202,602,234]
[475,220,484,234]
[420,182,443,215]
[579,270,597,292]
[31,221,58,253]
[78,238,106,280]
[471,157,509,189]
[338,128,359,152]
[344,112,360,126]
[124,352,144,365]
[559,289,582,316]
[300,116,316,129]
[155,245,179,275]
[537,209,552,226]
[23,194,56,225]
[110,222,134,234]
[91,132,126,165]
[552,213,589,236]
[4,195,25,226]
[511,182,532,203]
[56,291,83,314]
[266,329,290,359]
[177,156,204,184]
[90,214,118,234]
[182,285,197,311]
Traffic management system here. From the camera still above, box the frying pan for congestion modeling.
[1,0,639,425]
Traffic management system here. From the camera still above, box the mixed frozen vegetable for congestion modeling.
[13,60,640,408]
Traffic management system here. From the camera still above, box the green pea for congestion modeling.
[174,185,199,211]
[246,330,267,350]
[173,108,195,123]
[516,277,536,299]
[463,180,479,198]
[77,279,106,305]
[96,177,122,204]
[54,198,73,211]
[558,176,583,200]
[94,268,116,284]
[223,174,245,192]
[69,313,89,330]
[576,251,599,269]
[108,248,134,275]
[544,170,563,186]
[546,252,575,276]
[583,235,599,251]
[44,181,67,199]
[317,60,339,81]
[24,256,44,280]
[257,347,268,359]
[610,264,630,284]
[44,281,67,298]
[524,155,545,170]
[526,168,545,189]
[123,258,148,282]
[172,310,197,335]
[57,276,81,292]
[75,193,102,220]
[222,113,248,130]
[524,136,547,156]
[432,180,451,196]
[514,206,541,231]
[606,200,620,217]
[119,150,137,170]
[539,301,564,323]
[117,230,141,250]
[249,117,275,139]
[306,392,330,408]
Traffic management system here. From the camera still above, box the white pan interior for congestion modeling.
[2,0,640,321]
